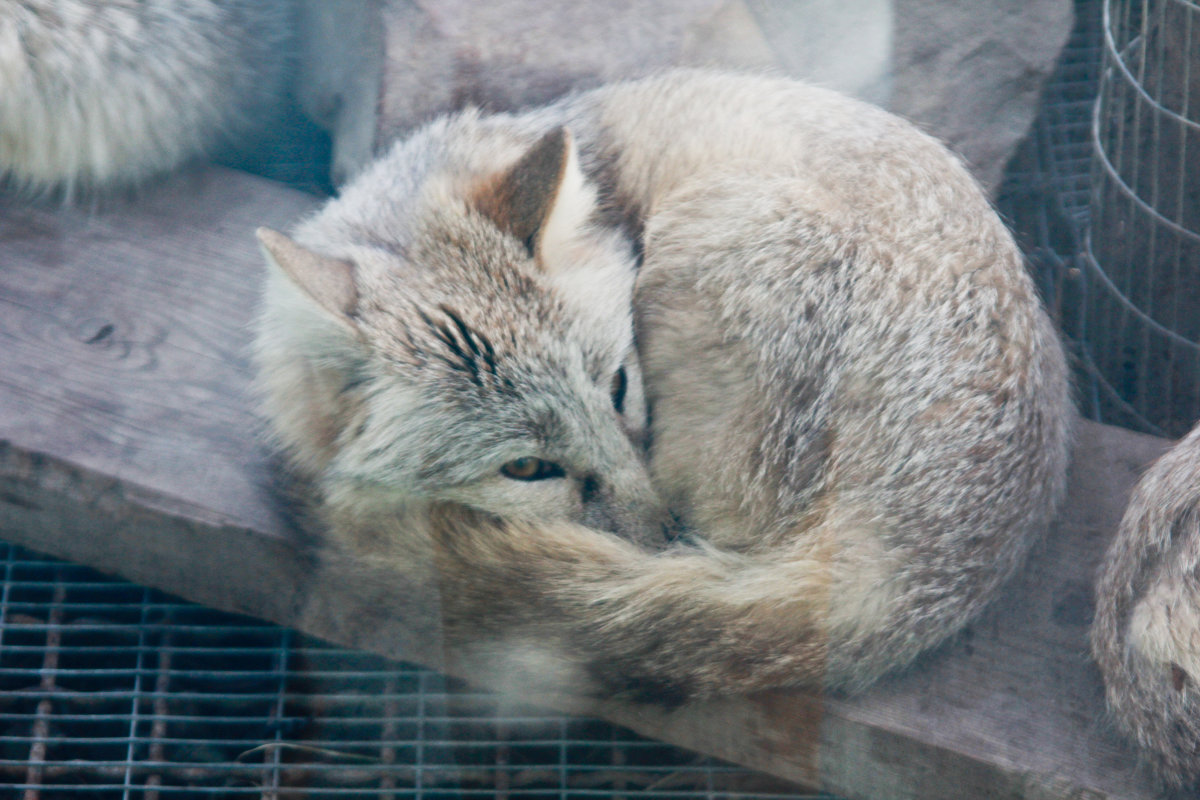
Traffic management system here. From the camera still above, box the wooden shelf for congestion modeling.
[0,167,1170,799]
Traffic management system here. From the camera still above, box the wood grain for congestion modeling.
[0,167,1178,799]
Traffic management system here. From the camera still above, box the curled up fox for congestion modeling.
[1093,422,1200,788]
[254,70,1073,702]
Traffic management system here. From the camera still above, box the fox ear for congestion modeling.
[257,227,358,328]
[471,127,592,266]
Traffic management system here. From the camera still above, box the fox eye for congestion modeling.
[501,457,565,481]
[610,367,628,414]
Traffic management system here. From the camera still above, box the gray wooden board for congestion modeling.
[0,167,1179,799]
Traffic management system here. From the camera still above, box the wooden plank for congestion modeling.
[0,167,1174,799]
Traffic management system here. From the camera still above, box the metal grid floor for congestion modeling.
[0,542,826,799]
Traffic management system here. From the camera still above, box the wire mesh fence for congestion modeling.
[997,0,1107,423]
[1079,0,1200,437]
[0,541,829,799]
[996,0,1200,437]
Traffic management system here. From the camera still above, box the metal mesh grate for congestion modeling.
[1081,0,1200,437]
[0,541,829,799]
[995,0,1113,427]
[1028,0,1106,226]
[1000,0,1200,436]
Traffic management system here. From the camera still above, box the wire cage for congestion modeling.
[0,2,1145,797]
[1082,0,1200,437]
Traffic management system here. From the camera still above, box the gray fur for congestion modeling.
[1093,422,1200,789]
[0,0,291,196]
[255,71,1073,702]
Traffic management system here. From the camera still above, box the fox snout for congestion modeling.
[578,465,671,550]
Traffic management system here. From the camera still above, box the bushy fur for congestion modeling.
[255,71,1073,702]
[1093,422,1200,789]
[0,0,290,196]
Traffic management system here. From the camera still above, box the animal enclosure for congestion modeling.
[0,0,1191,798]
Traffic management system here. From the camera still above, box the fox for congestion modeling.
[254,70,1073,702]
[1092,421,1200,789]
[0,0,290,197]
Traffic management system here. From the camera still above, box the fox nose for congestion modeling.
[579,469,670,550]
[661,510,687,544]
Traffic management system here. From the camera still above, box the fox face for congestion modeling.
[257,126,666,545]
